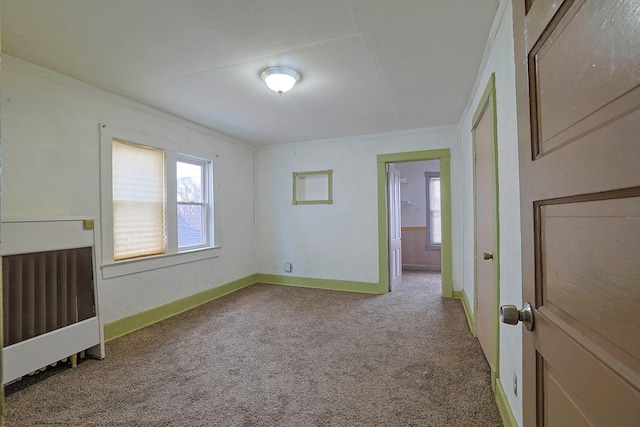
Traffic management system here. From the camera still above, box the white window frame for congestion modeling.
[100,124,219,279]
[176,154,212,251]
[425,172,442,250]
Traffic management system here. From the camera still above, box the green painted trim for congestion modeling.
[471,73,502,384]
[472,74,496,130]
[378,149,451,164]
[292,169,333,205]
[256,274,386,294]
[377,160,390,291]
[377,149,454,297]
[491,365,499,391]
[495,378,519,427]
[453,291,476,336]
[490,77,502,386]
[439,156,453,298]
[104,274,258,341]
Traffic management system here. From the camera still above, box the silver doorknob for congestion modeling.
[500,301,534,331]
[483,252,493,260]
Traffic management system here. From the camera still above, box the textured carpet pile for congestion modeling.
[6,272,501,426]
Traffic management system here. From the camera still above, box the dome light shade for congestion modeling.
[261,67,301,94]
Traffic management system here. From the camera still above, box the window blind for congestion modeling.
[112,139,166,260]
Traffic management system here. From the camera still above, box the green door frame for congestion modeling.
[377,149,453,297]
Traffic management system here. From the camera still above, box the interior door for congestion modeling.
[513,0,640,425]
[474,91,497,367]
[388,164,402,289]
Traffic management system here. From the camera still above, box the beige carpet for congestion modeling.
[5,272,502,426]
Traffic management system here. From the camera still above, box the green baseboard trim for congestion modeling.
[452,290,476,335]
[495,378,518,427]
[442,280,453,298]
[256,274,386,294]
[104,274,258,342]
[104,273,386,342]
[491,364,498,392]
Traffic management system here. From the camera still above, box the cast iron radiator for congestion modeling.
[3,247,95,347]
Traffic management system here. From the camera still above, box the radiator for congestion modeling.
[3,248,95,347]
[2,219,104,384]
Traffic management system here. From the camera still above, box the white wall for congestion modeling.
[459,1,523,424]
[3,4,522,420]
[396,160,439,227]
[255,127,462,288]
[1,56,257,323]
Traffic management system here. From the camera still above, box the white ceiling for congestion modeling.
[2,0,500,146]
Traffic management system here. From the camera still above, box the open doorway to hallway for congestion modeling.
[393,160,442,291]
[377,149,452,298]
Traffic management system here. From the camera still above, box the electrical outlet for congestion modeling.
[285,263,292,273]
[513,373,518,396]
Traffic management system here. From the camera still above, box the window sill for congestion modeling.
[101,246,221,279]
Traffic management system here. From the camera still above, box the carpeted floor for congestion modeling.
[5,271,502,426]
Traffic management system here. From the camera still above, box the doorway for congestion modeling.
[388,160,442,291]
[396,160,442,272]
[377,149,453,297]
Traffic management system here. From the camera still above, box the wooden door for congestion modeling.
[388,164,402,289]
[474,88,497,367]
[513,0,640,425]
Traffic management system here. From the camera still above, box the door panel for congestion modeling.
[514,0,640,425]
[528,0,640,158]
[540,195,640,366]
[544,363,595,426]
[535,308,640,426]
[388,164,402,289]
[474,99,497,365]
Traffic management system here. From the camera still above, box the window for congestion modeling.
[177,157,210,249]
[425,172,441,249]
[112,139,166,260]
[100,125,218,278]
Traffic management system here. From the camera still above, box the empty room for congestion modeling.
[1,1,638,426]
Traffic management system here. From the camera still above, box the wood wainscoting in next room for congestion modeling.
[401,227,441,271]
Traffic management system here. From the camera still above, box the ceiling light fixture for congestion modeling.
[260,67,301,94]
